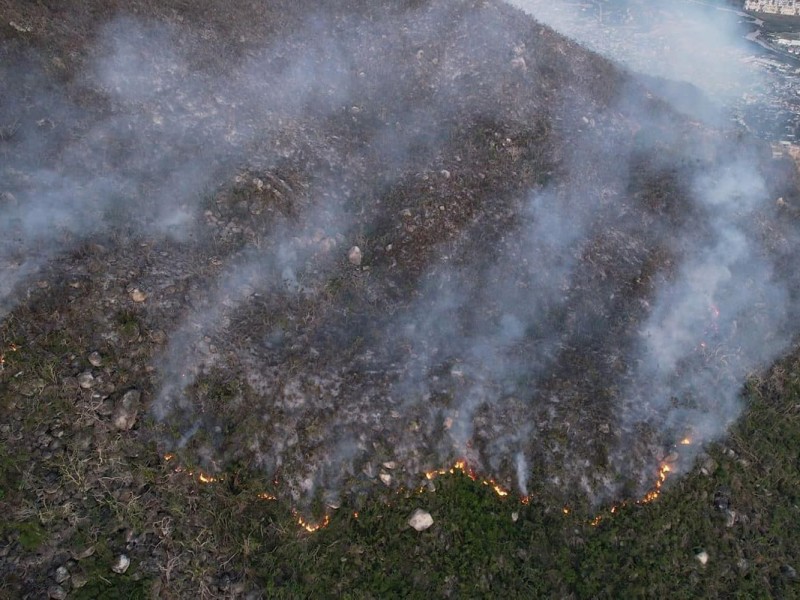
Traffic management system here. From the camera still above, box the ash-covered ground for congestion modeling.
[2,0,800,572]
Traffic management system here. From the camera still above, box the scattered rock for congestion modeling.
[0,191,19,206]
[408,508,434,532]
[54,566,70,584]
[700,455,717,476]
[130,288,147,303]
[72,546,95,560]
[112,554,131,574]
[695,550,709,566]
[47,586,67,600]
[382,461,396,470]
[77,371,95,389]
[725,510,736,528]
[88,351,103,367]
[510,56,527,71]
[781,565,799,581]
[96,399,115,417]
[348,246,362,266]
[113,389,142,431]
[71,573,88,589]
[9,21,32,33]
[379,472,392,486]
[737,558,750,573]
[511,511,519,522]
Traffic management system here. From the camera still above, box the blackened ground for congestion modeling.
[1,0,800,598]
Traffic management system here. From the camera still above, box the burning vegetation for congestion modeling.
[2,0,800,597]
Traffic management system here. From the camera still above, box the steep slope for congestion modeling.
[1,0,799,596]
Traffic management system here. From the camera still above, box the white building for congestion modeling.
[744,0,800,16]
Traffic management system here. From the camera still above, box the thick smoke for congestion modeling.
[1,1,797,510]
[507,0,762,105]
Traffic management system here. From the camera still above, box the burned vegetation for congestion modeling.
[1,0,800,596]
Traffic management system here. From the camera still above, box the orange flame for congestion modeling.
[0,342,19,368]
[257,492,276,501]
[640,463,671,504]
[591,455,680,526]
[424,459,511,499]
[294,511,331,533]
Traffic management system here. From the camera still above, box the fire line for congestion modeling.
[163,439,689,533]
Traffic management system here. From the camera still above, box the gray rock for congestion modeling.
[88,351,103,367]
[71,546,95,561]
[348,246,362,266]
[48,586,67,600]
[700,455,717,476]
[77,371,95,389]
[737,558,750,573]
[111,554,130,574]
[725,510,736,528]
[113,390,141,431]
[408,508,434,532]
[54,565,70,584]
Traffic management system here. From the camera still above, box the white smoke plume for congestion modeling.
[1,0,798,510]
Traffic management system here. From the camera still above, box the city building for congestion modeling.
[744,0,800,16]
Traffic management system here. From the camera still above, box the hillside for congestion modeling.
[1,0,800,597]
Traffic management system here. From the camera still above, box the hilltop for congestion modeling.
[1,0,800,597]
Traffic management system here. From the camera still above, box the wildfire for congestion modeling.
[0,342,19,369]
[424,459,511,499]
[162,454,332,533]
[163,454,221,485]
[639,463,671,504]
[590,435,694,526]
[699,303,721,351]
[294,511,331,533]
[162,445,688,536]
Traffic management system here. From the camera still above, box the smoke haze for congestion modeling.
[1,0,798,510]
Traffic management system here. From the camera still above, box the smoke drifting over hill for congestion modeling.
[1,0,798,510]
[508,0,761,103]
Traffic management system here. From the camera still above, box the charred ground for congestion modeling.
[1,0,800,597]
